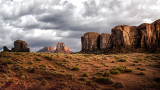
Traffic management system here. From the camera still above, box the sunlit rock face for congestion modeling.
[81,19,160,53]
[55,43,72,53]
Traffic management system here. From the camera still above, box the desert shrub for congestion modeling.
[19,71,25,79]
[27,67,35,73]
[110,70,120,75]
[131,64,136,66]
[114,82,124,88]
[86,80,97,86]
[82,72,88,77]
[114,65,126,71]
[125,69,133,73]
[35,75,44,81]
[118,59,126,62]
[137,67,146,71]
[145,55,160,60]
[63,59,69,62]
[28,61,33,65]
[96,72,104,75]
[133,57,142,63]
[56,62,63,66]
[15,52,22,55]
[79,77,87,81]
[111,61,115,63]
[103,57,108,60]
[40,64,47,68]
[44,56,53,61]
[12,65,22,72]
[0,65,8,73]
[0,59,14,66]
[71,67,80,71]
[138,72,146,75]
[95,77,114,84]
[103,71,110,77]
[34,57,42,61]
[66,73,73,80]
[114,56,121,59]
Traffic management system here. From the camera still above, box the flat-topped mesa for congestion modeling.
[81,19,160,53]
[37,46,55,52]
[3,40,30,52]
[55,42,72,53]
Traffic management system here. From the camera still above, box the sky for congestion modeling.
[0,0,160,52]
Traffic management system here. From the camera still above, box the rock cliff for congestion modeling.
[81,19,160,53]
[81,32,100,51]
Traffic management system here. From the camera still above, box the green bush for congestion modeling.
[110,70,120,75]
[82,72,88,77]
[35,57,42,61]
[71,67,80,71]
[103,71,110,77]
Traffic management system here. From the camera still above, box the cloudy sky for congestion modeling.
[0,0,160,52]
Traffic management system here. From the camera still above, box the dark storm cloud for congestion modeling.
[0,0,160,52]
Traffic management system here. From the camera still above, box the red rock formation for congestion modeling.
[3,46,10,52]
[81,19,160,53]
[37,46,55,52]
[100,33,111,50]
[3,40,30,52]
[55,43,72,53]
[81,32,100,51]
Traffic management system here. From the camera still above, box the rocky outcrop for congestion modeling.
[100,33,111,50]
[81,32,100,51]
[3,40,30,52]
[81,19,160,53]
[3,46,10,52]
[37,46,55,52]
[55,43,72,53]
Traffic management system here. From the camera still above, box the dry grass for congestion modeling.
[0,52,159,89]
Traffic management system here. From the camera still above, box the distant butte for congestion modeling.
[3,40,30,52]
[37,46,55,53]
[37,42,72,53]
